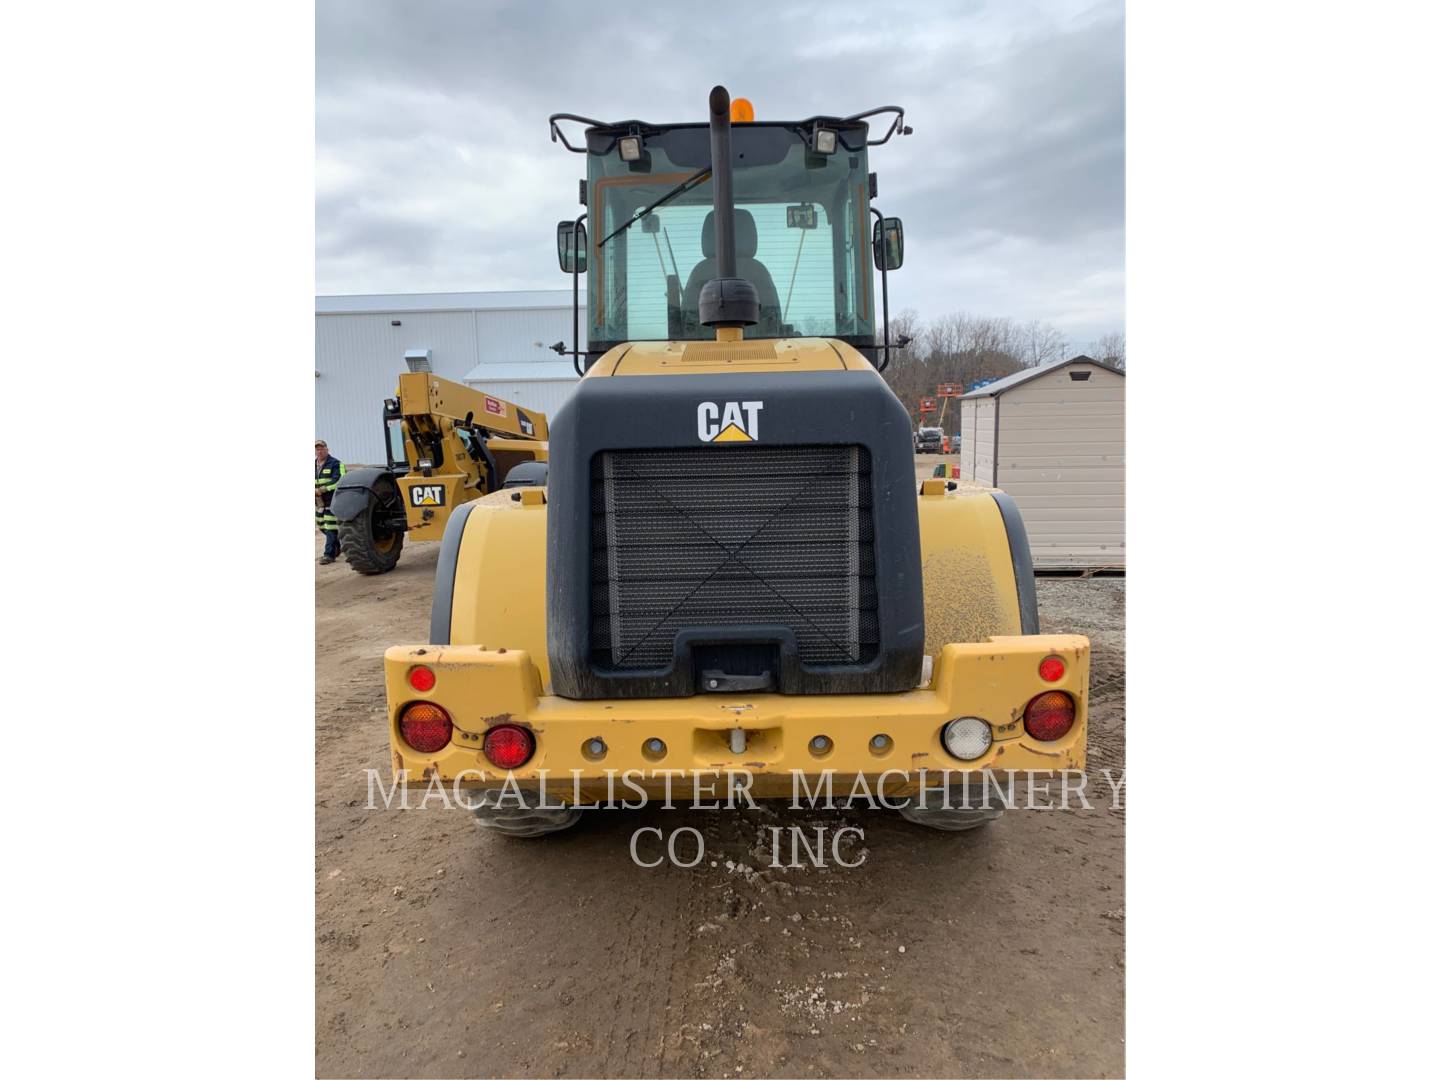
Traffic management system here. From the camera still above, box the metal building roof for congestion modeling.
[462,360,580,383]
[959,355,1124,398]
[316,290,586,315]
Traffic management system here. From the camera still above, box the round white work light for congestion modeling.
[942,717,993,761]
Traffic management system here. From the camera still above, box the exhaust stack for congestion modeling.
[698,85,759,333]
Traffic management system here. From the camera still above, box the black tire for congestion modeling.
[898,803,1002,831]
[466,789,583,837]
[339,489,405,574]
[898,783,1005,831]
[472,804,583,838]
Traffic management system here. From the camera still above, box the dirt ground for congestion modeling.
[316,458,1125,1078]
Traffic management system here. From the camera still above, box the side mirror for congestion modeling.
[872,216,903,271]
[557,220,588,274]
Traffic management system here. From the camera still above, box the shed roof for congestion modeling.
[316,290,585,315]
[462,360,580,383]
[960,355,1124,399]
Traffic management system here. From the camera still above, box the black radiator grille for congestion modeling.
[590,445,877,670]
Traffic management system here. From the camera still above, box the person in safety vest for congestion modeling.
[315,439,346,564]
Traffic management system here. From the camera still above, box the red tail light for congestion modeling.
[1024,691,1075,741]
[399,702,452,753]
[483,725,535,769]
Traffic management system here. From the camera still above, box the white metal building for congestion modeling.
[315,291,585,463]
[957,355,1125,569]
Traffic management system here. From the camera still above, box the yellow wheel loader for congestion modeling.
[331,369,548,574]
[382,88,1089,834]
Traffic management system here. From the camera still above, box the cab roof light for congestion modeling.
[618,134,644,161]
[811,124,837,154]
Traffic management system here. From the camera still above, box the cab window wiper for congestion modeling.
[597,166,712,248]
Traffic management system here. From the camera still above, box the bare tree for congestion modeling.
[881,309,1072,425]
[878,308,925,407]
[1019,320,1067,367]
[1093,331,1125,369]
[886,308,923,363]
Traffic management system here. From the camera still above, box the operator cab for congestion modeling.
[551,102,909,368]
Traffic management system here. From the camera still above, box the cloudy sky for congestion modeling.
[317,0,1123,345]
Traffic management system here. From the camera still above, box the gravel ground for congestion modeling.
[315,470,1125,1079]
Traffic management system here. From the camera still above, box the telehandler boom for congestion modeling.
[331,369,548,574]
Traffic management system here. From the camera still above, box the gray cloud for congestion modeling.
[317,0,1123,345]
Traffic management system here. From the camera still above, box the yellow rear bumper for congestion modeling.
[383,635,1088,800]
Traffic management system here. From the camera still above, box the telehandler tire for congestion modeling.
[339,489,405,575]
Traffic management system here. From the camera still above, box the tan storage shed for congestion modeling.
[957,356,1125,569]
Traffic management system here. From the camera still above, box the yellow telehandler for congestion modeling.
[380,88,1089,834]
[331,366,548,574]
